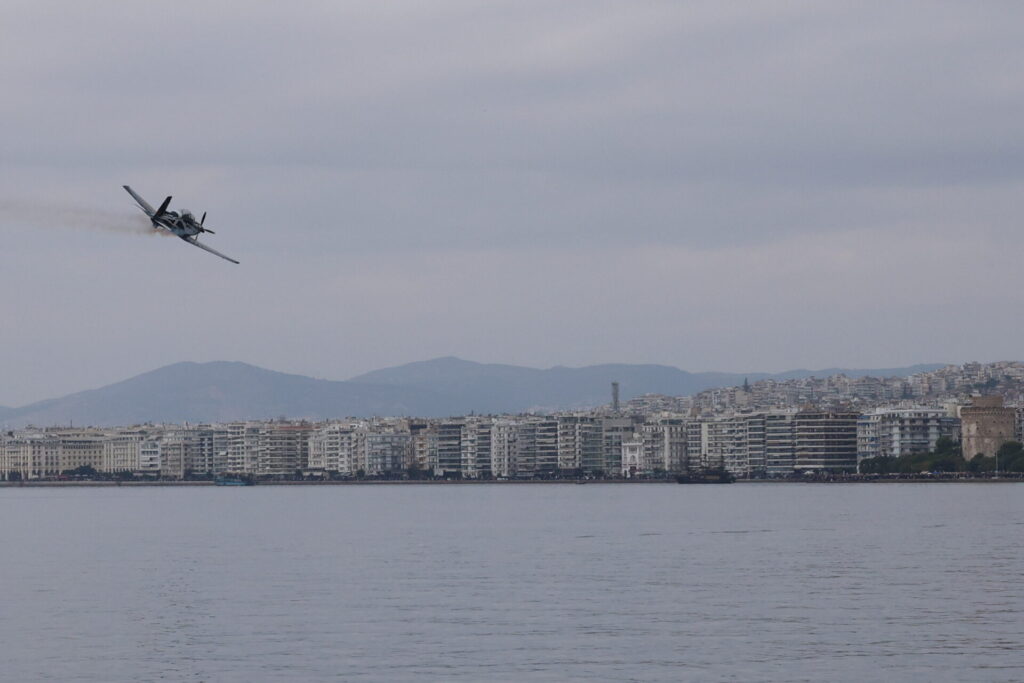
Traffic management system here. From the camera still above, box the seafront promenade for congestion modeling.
[2,474,1020,488]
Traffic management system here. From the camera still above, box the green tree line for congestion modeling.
[859,437,1024,474]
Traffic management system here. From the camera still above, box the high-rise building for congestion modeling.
[557,415,602,473]
[308,422,365,475]
[436,421,465,477]
[226,422,262,474]
[466,419,493,479]
[857,408,959,463]
[640,417,688,473]
[764,411,797,476]
[601,416,638,476]
[490,419,518,478]
[258,422,312,476]
[365,431,411,475]
[794,409,859,472]
[407,420,437,474]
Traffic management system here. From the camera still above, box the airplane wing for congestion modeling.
[182,236,240,264]
[123,185,155,216]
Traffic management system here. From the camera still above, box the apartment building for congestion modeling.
[857,408,959,462]
[57,433,104,472]
[365,431,411,475]
[639,418,688,473]
[490,419,518,478]
[763,411,797,476]
[258,422,312,477]
[0,434,61,480]
[557,415,602,473]
[600,416,638,476]
[101,429,147,473]
[436,421,465,477]
[308,422,364,475]
[794,409,859,472]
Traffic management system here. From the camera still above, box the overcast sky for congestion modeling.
[1,1,1023,405]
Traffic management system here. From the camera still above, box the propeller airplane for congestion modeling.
[123,185,239,264]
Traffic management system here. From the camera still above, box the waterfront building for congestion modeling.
[534,418,559,474]
[226,422,262,474]
[512,417,558,477]
[453,419,485,479]
[364,430,412,476]
[407,420,437,474]
[960,396,1016,460]
[57,433,105,472]
[466,418,493,479]
[857,408,960,463]
[621,435,643,477]
[601,416,638,476]
[158,430,188,479]
[740,413,766,477]
[640,417,688,473]
[702,416,744,472]
[721,415,751,476]
[557,415,602,473]
[763,411,797,476]
[793,409,859,472]
[0,434,61,480]
[513,419,539,478]
[188,425,230,475]
[139,438,162,475]
[308,422,364,476]
[436,420,465,477]
[258,422,312,477]
[490,419,518,478]
[101,429,147,473]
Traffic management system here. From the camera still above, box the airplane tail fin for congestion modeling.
[154,196,172,219]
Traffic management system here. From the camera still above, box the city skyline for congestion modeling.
[4,357,1023,427]
[4,396,1021,482]
[0,354,1002,424]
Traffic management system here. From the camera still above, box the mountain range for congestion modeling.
[0,357,946,428]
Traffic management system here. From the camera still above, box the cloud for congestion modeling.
[0,1,1023,404]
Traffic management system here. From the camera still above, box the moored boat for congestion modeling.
[675,469,735,484]
[214,477,254,486]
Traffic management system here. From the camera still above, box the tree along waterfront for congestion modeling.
[859,437,1024,475]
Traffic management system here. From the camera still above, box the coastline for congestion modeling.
[1,476,1020,488]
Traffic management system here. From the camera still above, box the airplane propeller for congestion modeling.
[199,211,215,233]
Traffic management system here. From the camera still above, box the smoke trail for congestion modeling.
[0,201,167,236]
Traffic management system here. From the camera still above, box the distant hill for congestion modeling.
[352,357,738,411]
[351,357,947,412]
[0,358,948,428]
[0,362,441,428]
